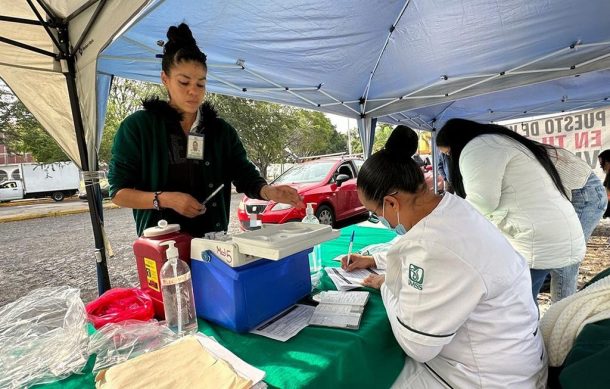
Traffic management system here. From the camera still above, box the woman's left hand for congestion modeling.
[262,185,305,208]
[362,274,385,289]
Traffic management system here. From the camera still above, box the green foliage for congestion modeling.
[99,78,166,163]
[0,85,68,162]
[348,123,394,155]
[372,124,394,152]
[1,78,349,175]
[207,94,345,177]
[289,110,347,157]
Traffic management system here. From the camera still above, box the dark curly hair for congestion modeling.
[161,23,207,73]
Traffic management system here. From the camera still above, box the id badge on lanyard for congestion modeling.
[187,134,204,160]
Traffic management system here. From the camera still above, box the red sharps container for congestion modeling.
[133,220,192,319]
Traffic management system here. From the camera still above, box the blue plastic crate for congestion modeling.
[191,249,312,332]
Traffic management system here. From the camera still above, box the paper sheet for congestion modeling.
[325,267,385,291]
[309,312,362,329]
[314,303,363,315]
[196,334,266,385]
[250,304,315,342]
[318,291,370,306]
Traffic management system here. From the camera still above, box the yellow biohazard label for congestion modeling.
[144,258,160,292]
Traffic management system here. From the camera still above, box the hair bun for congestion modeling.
[385,125,419,159]
[165,23,197,52]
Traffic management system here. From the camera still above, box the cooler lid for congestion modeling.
[143,219,180,237]
[231,222,340,259]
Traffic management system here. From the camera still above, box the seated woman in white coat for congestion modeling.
[435,119,585,303]
[344,126,547,388]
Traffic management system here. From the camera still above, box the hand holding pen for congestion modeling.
[199,183,225,215]
[202,183,225,206]
[341,253,376,272]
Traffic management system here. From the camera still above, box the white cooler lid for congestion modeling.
[231,222,340,259]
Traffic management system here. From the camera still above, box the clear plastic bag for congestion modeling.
[88,319,180,373]
[0,286,89,389]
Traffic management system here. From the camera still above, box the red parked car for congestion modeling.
[237,156,367,230]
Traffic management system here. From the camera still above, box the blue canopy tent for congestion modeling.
[1,0,610,292]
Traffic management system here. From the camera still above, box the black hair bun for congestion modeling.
[165,23,197,52]
[385,125,419,159]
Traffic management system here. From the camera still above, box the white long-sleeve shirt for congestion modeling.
[459,134,585,269]
[381,193,547,388]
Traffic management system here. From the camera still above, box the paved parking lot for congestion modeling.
[0,193,243,307]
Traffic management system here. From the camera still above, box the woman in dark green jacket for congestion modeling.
[108,23,303,237]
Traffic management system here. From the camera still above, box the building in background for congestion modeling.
[0,133,34,182]
[0,133,34,166]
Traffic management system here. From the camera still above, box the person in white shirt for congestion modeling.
[343,125,547,388]
[546,148,607,300]
[435,119,585,303]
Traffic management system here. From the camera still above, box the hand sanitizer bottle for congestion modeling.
[249,213,262,230]
[301,203,322,278]
[301,203,320,224]
[160,240,198,335]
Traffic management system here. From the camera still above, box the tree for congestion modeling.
[0,84,68,162]
[288,110,347,157]
[207,94,345,177]
[372,124,393,152]
[208,94,293,177]
[348,123,394,155]
[99,78,165,163]
[0,78,164,165]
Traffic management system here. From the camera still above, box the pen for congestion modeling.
[202,183,225,206]
[346,230,355,266]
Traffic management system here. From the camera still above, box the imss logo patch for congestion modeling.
[408,264,424,290]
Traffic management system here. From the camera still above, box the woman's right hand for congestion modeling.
[160,192,206,218]
[340,253,376,272]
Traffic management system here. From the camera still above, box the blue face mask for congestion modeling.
[378,199,408,236]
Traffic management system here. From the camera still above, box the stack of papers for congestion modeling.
[326,267,385,291]
[309,291,370,330]
[250,305,315,342]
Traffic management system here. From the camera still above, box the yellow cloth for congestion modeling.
[95,336,252,389]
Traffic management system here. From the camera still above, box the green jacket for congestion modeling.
[108,99,266,236]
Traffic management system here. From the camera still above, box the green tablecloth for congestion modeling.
[37,224,405,389]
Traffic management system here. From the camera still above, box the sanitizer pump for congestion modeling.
[160,240,198,335]
[301,203,322,277]
[302,203,320,224]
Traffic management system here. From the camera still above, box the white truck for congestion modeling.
[0,162,80,202]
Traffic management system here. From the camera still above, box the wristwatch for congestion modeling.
[153,191,163,211]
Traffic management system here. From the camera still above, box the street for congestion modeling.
[0,193,243,307]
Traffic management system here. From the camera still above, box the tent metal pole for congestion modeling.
[72,0,107,55]
[431,128,439,194]
[57,24,111,295]
[26,0,62,51]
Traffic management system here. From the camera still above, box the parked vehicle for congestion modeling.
[237,156,367,230]
[422,159,445,191]
[0,162,80,202]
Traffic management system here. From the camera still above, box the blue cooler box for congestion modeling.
[191,248,312,332]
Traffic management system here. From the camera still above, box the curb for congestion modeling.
[0,202,121,223]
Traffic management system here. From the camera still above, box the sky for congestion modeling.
[325,113,355,134]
